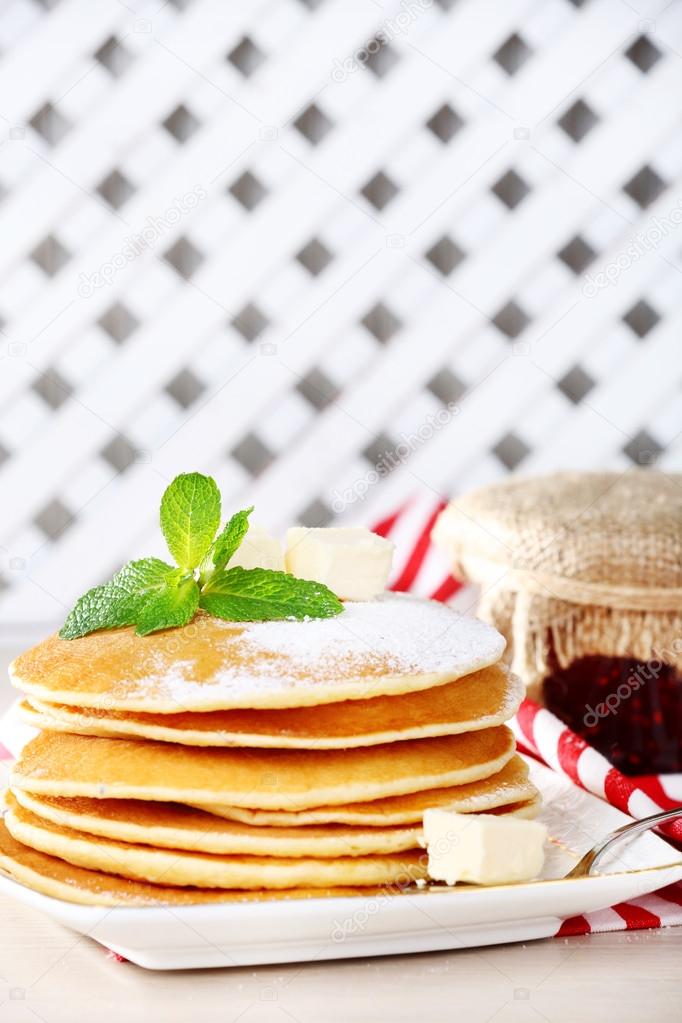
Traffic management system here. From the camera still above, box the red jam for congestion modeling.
[543,654,682,775]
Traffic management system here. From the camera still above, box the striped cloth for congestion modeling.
[382,493,682,937]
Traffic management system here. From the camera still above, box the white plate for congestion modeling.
[1,704,681,971]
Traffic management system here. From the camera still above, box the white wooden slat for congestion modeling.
[0,0,265,278]
[0,2,417,444]
[0,0,384,283]
[527,310,682,473]
[172,62,682,511]
[0,0,123,123]
[13,70,680,584]
[0,0,661,433]
[319,180,682,509]
[0,0,542,355]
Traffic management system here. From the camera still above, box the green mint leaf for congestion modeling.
[199,566,343,622]
[60,472,347,640]
[59,558,178,639]
[134,570,199,636]
[211,506,254,572]
[159,472,221,570]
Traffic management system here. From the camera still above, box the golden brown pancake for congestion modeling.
[12,790,421,858]
[18,663,523,749]
[12,785,539,858]
[10,598,505,712]
[4,794,427,890]
[11,727,515,810]
[197,755,538,826]
[0,819,392,907]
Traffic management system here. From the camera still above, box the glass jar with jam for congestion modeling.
[433,471,682,775]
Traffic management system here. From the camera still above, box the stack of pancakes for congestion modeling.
[1,596,539,906]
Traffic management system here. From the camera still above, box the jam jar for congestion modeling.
[433,471,682,775]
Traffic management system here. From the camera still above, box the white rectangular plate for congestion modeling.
[1,703,681,970]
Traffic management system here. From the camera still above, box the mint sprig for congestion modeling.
[159,472,221,570]
[200,565,342,622]
[59,558,192,640]
[59,473,343,639]
[200,505,254,582]
[134,568,200,637]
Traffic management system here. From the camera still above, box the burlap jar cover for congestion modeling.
[432,471,682,701]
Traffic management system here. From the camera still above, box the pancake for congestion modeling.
[12,790,421,858]
[198,756,538,826]
[0,820,391,907]
[11,727,515,810]
[10,597,505,713]
[3,794,427,890]
[18,664,523,749]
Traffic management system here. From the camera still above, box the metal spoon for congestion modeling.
[566,806,682,878]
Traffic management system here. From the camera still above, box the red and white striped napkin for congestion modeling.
[382,493,682,937]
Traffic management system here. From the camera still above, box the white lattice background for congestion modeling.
[0,0,680,630]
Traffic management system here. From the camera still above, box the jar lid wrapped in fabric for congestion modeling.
[433,471,682,773]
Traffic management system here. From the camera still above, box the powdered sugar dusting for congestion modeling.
[149,595,506,707]
[241,594,503,676]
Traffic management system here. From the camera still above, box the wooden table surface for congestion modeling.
[1,645,680,1021]
[1,913,680,1023]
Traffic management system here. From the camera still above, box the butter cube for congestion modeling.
[423,809,547,886]
[285,527,394,600]
[230,525,285,572]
